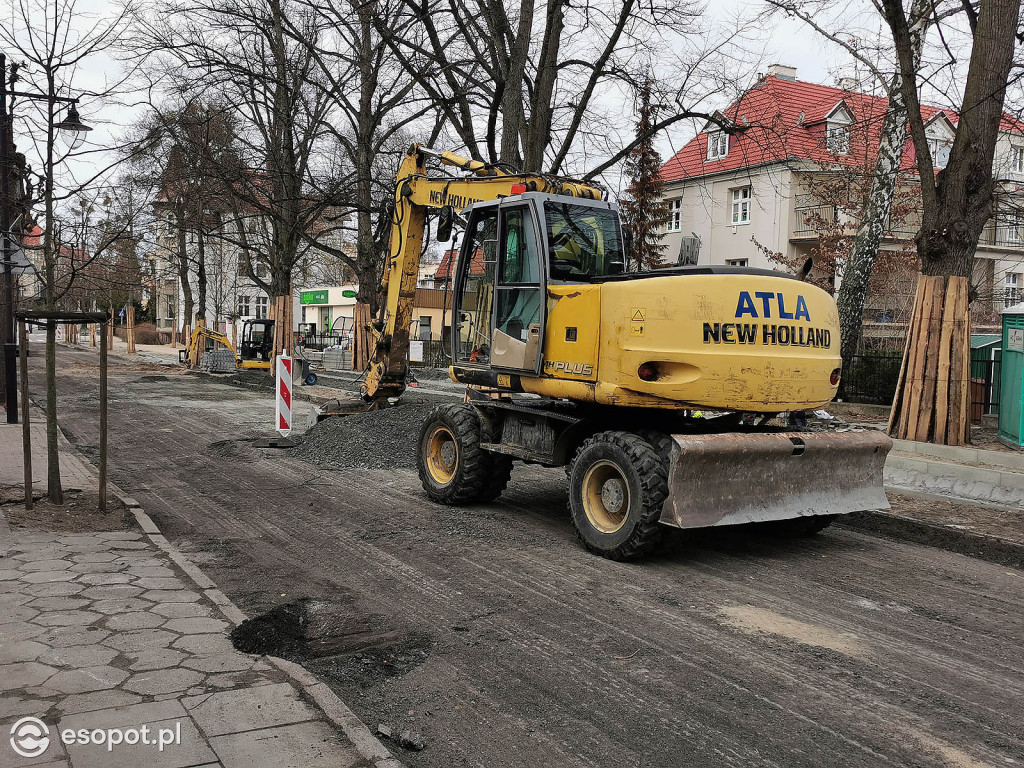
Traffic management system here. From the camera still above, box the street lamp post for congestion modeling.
[1,52,91,423]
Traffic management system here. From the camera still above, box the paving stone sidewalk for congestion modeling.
[0,525,378,768]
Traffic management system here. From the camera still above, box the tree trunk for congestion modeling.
[495,0,534,168]
[196,228,207,326]
[176,206,194,344]
[44,320,62,503]
[836,79,910,380]
[837,0,932,383]
[884,0,1019,444]
[351,1,382,366]
[523,0,564,171]
[42,84,62,503]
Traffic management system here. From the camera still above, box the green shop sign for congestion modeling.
[300,290,329,305]
[342,289,357,298]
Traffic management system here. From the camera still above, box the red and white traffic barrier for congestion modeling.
[276,355,292,436]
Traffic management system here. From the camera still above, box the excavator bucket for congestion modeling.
[659,430,892,529]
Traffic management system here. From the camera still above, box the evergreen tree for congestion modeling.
[620,78,668,271]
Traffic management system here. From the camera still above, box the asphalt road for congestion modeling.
[40,346,1024,768]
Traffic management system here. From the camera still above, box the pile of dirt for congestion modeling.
[291,400,436,470]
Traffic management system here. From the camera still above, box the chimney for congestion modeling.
[838,77,860,92]
[767,64,797,81]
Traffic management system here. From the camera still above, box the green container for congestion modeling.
[999,304,1024,449]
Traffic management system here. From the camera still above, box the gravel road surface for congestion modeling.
[39,346,1024,768]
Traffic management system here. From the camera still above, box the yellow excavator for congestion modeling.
[181,319,275,371]
[360,144,891,560]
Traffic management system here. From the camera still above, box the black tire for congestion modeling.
[567,431,668,560]
[762,515,836,537]
[417,404,512,505]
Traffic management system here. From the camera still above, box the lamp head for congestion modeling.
[56,104,92,150]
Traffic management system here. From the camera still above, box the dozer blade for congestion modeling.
[659,430,892,529]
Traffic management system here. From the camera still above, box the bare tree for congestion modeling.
[137,0,341,356]
[375,0,758,180]
[882,0,1022,444]
[283,0,443,325]
[2,0,137,502]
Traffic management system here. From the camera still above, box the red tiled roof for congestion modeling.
[659,75,1024,183]
[21,225,89,261]
[433,248,485,281]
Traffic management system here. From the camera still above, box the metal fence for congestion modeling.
[295,331,352,351]
[842,350,1002,419]
[842,353,903,405]
[411,339,450,368]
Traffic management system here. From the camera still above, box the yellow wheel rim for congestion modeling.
[426,425,459,484]
[581,460,630,534]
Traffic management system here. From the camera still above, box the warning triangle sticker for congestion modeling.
[631,308,645,321]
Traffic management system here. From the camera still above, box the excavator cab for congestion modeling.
[452,193,624,374]
[239,319,274,363]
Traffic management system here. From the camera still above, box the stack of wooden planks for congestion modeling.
[888,274,971,445]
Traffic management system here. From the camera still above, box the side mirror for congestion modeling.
[437,205,455,242]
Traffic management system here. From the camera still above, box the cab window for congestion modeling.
[454,210,498,364]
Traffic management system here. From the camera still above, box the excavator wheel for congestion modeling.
[568,431,668,560]
[418,404,513,505]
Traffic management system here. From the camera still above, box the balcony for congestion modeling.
[791,202,918,243]
[792,204,838,239]
[978,223,1024,250]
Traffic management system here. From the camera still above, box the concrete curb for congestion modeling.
[884,454,1024,507]
[839,510,1024,570]
[891,438,1024,472]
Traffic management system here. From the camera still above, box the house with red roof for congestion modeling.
[658,65,1024,320]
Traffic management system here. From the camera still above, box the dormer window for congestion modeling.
[823,103,853,155]
[707,131,729,160]
[827,126,850,155]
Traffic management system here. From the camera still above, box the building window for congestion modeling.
[726,258,748,267]
[1005,273,1020,307]
[418,316,432,340]
[731,187,751,225]
[707,131,729,160]
[1013,146,1024,174]
[255,262,268,278]
[666,199,682,232]
[1006,212,1024,245]
[255,296,269,319]
[237,295,251,317]
[827,126,850,155]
